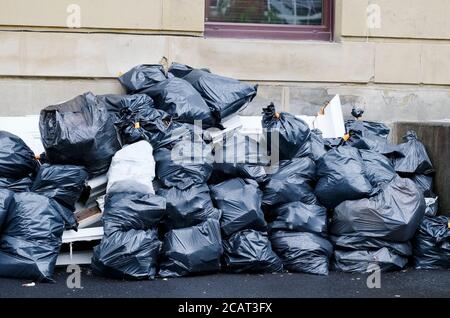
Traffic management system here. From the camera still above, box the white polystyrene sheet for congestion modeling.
[0,115,43,155]
[313,94,346,139]
[208,115,243,142]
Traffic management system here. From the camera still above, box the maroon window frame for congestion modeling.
[205,0,334,41]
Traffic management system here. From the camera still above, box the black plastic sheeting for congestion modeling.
[333,248,408,273]
[211,132,269,184]
[157,184,220,229]
[40,92,121,177]
[0,131,39,179]
[169,62,257,122]
[266,201,327,234]
[359,149,397,187]
[91,192,166,280]
[210,178,267,236]
[154,142,213,190]
[0,176,33,193]
[261,103,311,160]
[330,176,425,242]
[159,219,223,277]
[270,231,333,275]
[330,235,412,257]
[315,146,373,209]
[222,229,283,273]
[0,192,77,282]
[394,131,434,175]
[413,216,450,270]
[262,158,316,206]
[31,164,88,211]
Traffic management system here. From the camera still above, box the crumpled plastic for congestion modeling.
[210,178,267,236]
[330,176,425,242]
[270,231,333,275]
[159,219,223,277]
[223,229,283,273]
[261,103,311,160]
[315,146,373,209]
[263,157,316,206]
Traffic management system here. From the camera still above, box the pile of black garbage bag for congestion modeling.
[261,104,333,275]
[0,62,447,282]
[0,131,88,281]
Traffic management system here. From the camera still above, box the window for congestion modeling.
[205,0,334,40]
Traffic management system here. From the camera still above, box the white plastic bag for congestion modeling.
[106,141,155,194]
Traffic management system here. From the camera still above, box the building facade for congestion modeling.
[0,0,449,123]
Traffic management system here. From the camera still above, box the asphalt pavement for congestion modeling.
[0,267,448,298]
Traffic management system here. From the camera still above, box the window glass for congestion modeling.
[206,0,324,25]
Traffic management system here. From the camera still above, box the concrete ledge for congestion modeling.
[2,78,449,124]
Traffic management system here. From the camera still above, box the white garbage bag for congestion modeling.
[106,141,155,194]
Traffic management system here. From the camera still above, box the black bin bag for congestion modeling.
[101,192,166,236]
[223,229,283,273]
[412,174,434,197]
[119,65,217,127]
[309,129,327,161]
[92,228,161,280]
[359,149,396,187]
[157,183,221,229]
[394,130,433,175]
[211,132,269,184]
[159,219,223,277]
[266,201,327,234]
[263,158,316,206]
[168,62,257,122]
[330,235,412,257]
[143,81,215,128]
[210,178,267,236]
[98,93,173,148]
[261,103,311,160]
[345,120,402,156]
[0,192,77,282]
[154,139,213,190]
[39,92,121,177]
[118,64,167,93]
[31,164,88,211]
[91,192,166,280]
[345,119,390,139]
[413,216,450,270]
[270,231,333,275]
[315,146,373,209]
[333,248,408,273]
[97,93,155,117]
[0,189,14,230]
[0,131,39,179]
[330,176,425,242]
[0,176,33,193]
